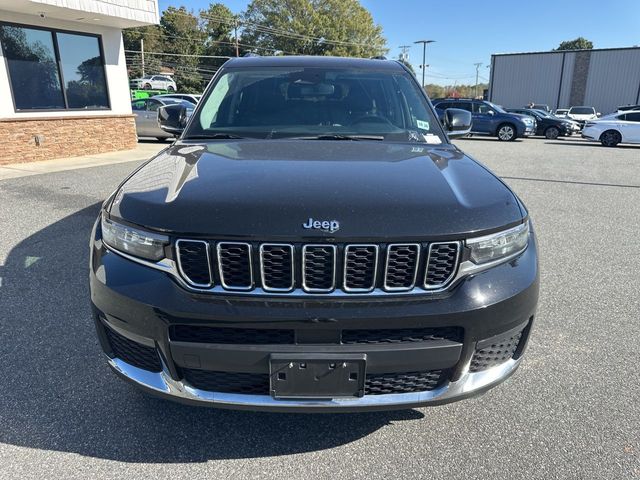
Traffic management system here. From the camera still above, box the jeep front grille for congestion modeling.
[175,240,461,295]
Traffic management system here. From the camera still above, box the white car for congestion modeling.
[581,111,640,147]
[554,108,569,118]
[130,75,177,91]
[566,106,600,124]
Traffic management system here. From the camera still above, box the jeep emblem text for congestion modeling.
[302,218,340,233]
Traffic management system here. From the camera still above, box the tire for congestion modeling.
[497,123,516,141]
[167,85,175,92]
[600,130,621,147]
[545,126,560,139]
[144,83,152,90]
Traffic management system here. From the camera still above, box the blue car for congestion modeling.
[433,98,536,141]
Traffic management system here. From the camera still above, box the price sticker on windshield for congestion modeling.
[416,119,430,130]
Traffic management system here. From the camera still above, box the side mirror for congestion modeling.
[158,104,189,136]
[443,108,472,138]
[596,112,601,117]
[487,110,495,116]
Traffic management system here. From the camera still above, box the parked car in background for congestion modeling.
[582,111,640,147]
[130,75,177,91]
[566,106,599,125]
[153,93,201,104]
[507,108,580,139]
[527,104,550,113]
[131,97,193,140]
[554,109,569,118]
[433,98,536,141]
[616,104,640,113]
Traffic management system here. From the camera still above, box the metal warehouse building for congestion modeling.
[488,47,640,115]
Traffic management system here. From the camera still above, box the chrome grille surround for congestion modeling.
[259,243,295,292]
[383,243,420,292]
[166,239,466,296]
[175,239,213,288]
[343,244,379,293]
[301,244,337,293]
[217,242,254,291]
[424,241,461,290]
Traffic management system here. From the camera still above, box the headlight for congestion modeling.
[467,222,530,265]
[101,213,169,261]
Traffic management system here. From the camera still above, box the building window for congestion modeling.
[0,23,109,111]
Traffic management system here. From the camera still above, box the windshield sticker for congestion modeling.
[423,134,442,144]
[416,119,430,130]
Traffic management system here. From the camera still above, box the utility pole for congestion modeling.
[398,44,411,63]
[414,40,435,88]
[234,17,239,57]
[141,38,145,77]
[474,62,482,98]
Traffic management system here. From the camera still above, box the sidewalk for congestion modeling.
[0,142,166,181]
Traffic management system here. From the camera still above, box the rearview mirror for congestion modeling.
[443,108,472,138]
[158,104,189,136]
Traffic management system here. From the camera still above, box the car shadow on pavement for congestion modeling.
[0,204,424,463]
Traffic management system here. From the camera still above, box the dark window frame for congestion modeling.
[0,20,111,112]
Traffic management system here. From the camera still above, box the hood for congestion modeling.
[508,113,533,122]
[109,140,523,240]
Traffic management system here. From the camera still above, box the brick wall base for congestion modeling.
[0,115,138,165]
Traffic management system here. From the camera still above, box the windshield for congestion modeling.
[185,66,445,143]
[570,107,595,114]
[532,109,551,117]
[486,101,506,113]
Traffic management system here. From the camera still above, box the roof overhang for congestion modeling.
[1,0,159,28]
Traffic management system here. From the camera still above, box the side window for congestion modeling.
[147,99,161,112]
[132,100,146,111]
[474,103,492,114]
[624,112,640,122]
[455,102,473,112]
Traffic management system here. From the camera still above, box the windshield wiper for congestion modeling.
[184,133,245,140]
[291,134,385,141]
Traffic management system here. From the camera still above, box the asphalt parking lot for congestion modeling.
[0,137,638,479]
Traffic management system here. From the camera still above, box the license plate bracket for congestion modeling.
[270,353,366,399]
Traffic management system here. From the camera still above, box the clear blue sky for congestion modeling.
[158,0,640,85]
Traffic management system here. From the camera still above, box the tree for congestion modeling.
[160,7,207,93]
[424,83,489,99]
[200,3,237,58]
[122,25,163,78]
[398,58,415,75]
[556,37,593,51]
[241,0,387,57]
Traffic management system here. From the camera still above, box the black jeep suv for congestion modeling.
[90,56,539,412]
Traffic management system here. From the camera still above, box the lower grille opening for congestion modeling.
[105,326,161,372]
[183,369,269,394]
[342,327,463,345]
[365,370,449,395]
[170,325,295,345]
[182,368,449,396]
[469,329,524,373]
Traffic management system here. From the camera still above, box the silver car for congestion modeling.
[132,97,192,141]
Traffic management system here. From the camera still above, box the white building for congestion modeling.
[0,0,159,163]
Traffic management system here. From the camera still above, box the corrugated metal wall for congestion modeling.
[584,49,640,114]
[489,48,640,114]
[490,53,564,109]
[557,52,575,108]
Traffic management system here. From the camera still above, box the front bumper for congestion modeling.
[90,221,539,412]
